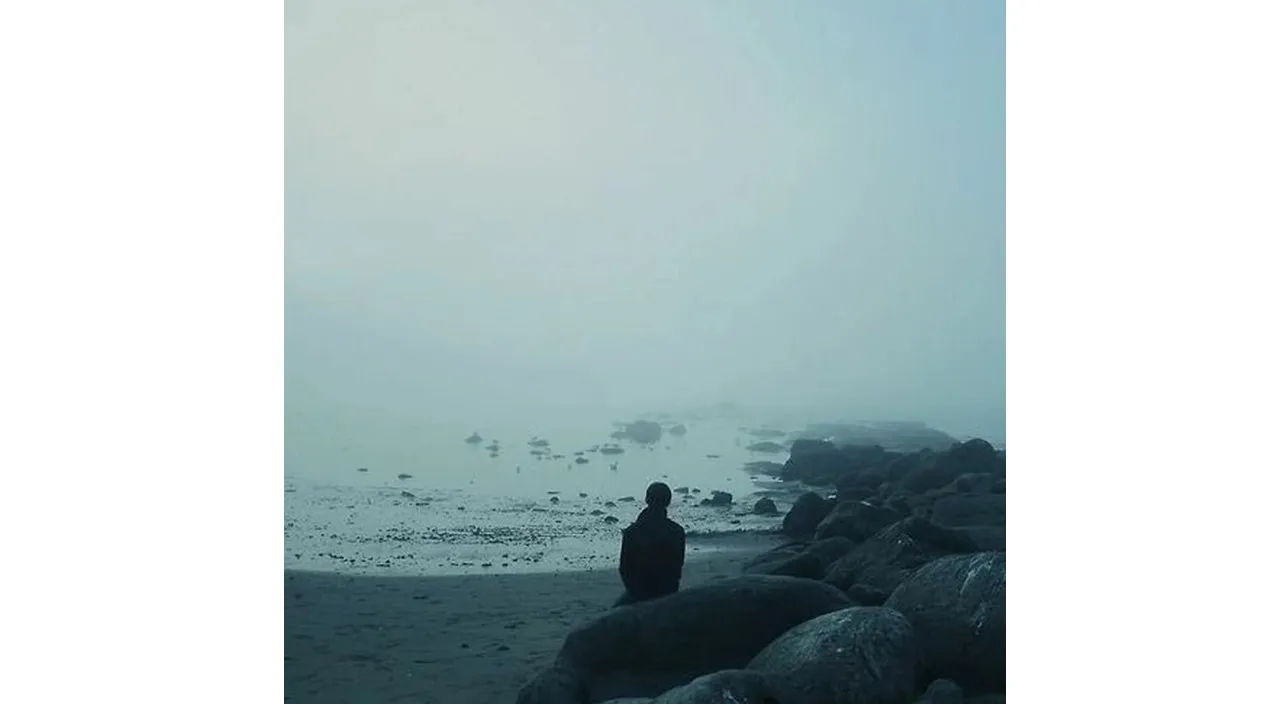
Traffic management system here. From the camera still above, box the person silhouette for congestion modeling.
[613,481,686,607]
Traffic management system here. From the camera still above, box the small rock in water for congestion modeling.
[706,454,721,459]
[575,456,589,464]
[465,432,483,444]
[675,486,690,494]
[549,496,560,503]
[590,509,604,516]
[397,473,413,480]
[700,490,733,507]
[356,467,369,472]
[578,492,588,498]
[619,496,636,503]
[604,501,617,508]
[753,497,779,515]
[400,491,416,499]
[603,515,620,524]
[691,488,702,494]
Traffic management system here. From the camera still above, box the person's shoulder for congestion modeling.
[665,518,686,535]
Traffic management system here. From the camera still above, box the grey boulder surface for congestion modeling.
[824,517,979,593]
[516,575,852,704]
[747,606,920,704]
[885,552,1006,694]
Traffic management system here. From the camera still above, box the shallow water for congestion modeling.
[284,413,806,576]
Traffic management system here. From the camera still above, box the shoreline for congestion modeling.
[284,533,783,704]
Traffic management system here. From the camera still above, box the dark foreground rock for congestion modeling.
[748,606,919,704]
[650,669,794,703]
[886,552,1006,694]
[929,493,1006,528]
[813,500,903,543]
[781,492,836,539]
[825,517,980,592]
[743,536,855,580]
[516,576,852,704]
[916,678,965,704]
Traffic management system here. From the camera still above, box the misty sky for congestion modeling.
[285,1,1005,438]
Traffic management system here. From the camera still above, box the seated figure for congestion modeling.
[613,481,687,607]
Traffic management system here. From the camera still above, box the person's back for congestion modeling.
[616,482,686,606]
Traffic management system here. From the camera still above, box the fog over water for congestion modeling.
[284,1,1004,573]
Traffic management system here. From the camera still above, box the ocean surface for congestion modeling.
[284,409,810,576]
[284,406,1003,576]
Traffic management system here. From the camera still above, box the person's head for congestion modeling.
[645,481,672,509]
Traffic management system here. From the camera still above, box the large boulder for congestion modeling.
[649,670,794,704]
[781,492,836,539]
[780,442,853,485]
[516,576,852,704]
[885,552,1006,694]
[813,500,903,543]
[748,606,919,704]
[899,440,1002,494]
[824,517,980,592]
[916,679,965,704]
[930,494,1005,528]
[622,420,664,444]
[743,537,856,580]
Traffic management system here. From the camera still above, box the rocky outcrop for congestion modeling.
[885,552,1006,694]
[748,606,919,704]
[813,500,903,543]
[516,576,852,704]
[824,517,980,593]
[781,492,836,539]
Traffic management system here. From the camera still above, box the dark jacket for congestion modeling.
[618,506,686,600]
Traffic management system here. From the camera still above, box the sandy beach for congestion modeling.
[284,534,781,704]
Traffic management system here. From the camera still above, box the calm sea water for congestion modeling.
[284,409,806,576]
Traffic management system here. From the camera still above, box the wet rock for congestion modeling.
[619,496,636,503]
[356,467,368,472]
[748,606,919,704]
[704,454,720,459]
[603,516,620,524]
[529,437,551,448]
[930,494,1005,528]
[667,424,687,437]
[400,491,416,499]
[516,576,851,704]
[621,420,664,444]
[579,492,588,498]
[397,473,412,480]
[745,441,786,453]
[752,498,778,515]
[825,517,980,592]
[699,491,732,507]
[744,537,854,580]
[575,456,590,464]
[605,501,618,508]
[781,492,836,539]
[465,432,483,444]
[846,584,890,606]
[649,669,793,704]
[550,497,560,504]
[813,500,903,543]
[674,487,690,494]
[591,510,605,516]
[885,552,1006,693]
[600,445,625,456]
[899,439,1002,494]
[916,679,965,704]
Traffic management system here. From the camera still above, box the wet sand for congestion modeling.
[284,534,781,704]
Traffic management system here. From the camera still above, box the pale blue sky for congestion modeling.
[285,1,1004,438]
